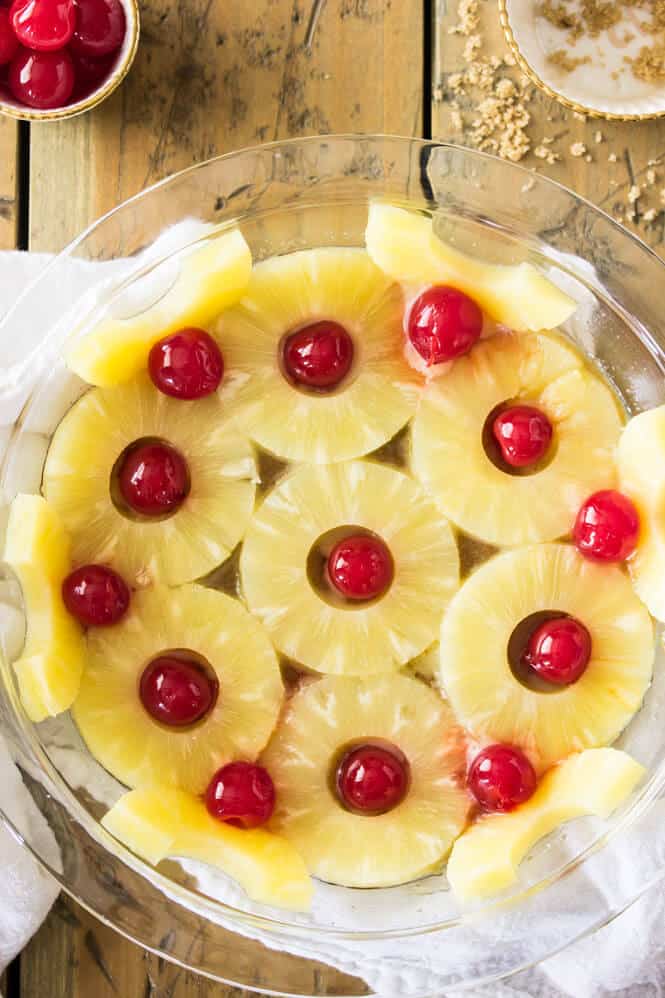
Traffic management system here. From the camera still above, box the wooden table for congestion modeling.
[2,1,665,994]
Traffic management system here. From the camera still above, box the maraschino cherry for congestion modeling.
[467,744,537,813]
[62,563,129,627]
[148,327,224,400]
[492,405,553,469]
[0,9,19,64]
[573,489,639,562]
[117,441,189,517]
[336,742,410,815]
[70,0,125,57]
[282,320,354,390]
[9,0,75,52]
[407,285,483,366]
[8,46,74,107]
[140,654,218,728]
[205,762,276,829]
[327,534,393,601]
[522,616,591,686]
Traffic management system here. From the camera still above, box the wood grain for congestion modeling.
[0,116,18,251]
[29,0,423,252]
[433,0,665,258]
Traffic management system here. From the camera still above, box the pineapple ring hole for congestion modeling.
[330,738,412,816]
[138,648,219,729]
[110,437,191,522]
[481,401,558,477]
[507,611,578,694]
[306,525,395,609]
[278,320,357,396]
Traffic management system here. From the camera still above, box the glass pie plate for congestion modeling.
[2,135,665,996]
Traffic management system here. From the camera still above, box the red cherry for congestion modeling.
[70,47,114,96]
[0,9,18,64]
[522,616,591,686]
[148,327,224,400]
[140,654,218,728]
[117,441,190,517]
[62,563,129,627]
[8,45,73,107]
[573,489,639,563]
[205,762,275,829]
[492,405,553,469]
[336,742,410,815]
[282,320,354,390]
[408,286,483,366]
[468,744,537,813]
[9,0,75,52]
[327,534,394,601]
[70,0,125,56]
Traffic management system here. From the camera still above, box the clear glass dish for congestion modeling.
[2,134,665,996]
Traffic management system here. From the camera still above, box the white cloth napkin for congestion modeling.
[1,246,665,997]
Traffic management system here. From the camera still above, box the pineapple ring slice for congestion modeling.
[102,785,312,911]
[365,203,577,332]
[447,748,645,900]
[411,331,623,546]
[262,673,470,888]
[617,405,665,621]
[73,585,283,794]
[219,248,420,463]
[440,544,654,770]
[42,375,256,587]
[240,461,459,675]
[2,494,85,722]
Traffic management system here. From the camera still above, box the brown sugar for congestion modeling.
[631,40,665,79]
[546,49,592,71]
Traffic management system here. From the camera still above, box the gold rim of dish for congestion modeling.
[498,0,665,122]
[0,0,140,122]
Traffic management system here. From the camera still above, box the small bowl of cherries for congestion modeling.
[0,0,139,120]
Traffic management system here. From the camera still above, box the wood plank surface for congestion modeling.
[0,117,18,251]
[18,1,423,996]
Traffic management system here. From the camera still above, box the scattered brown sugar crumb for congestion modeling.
[630,41,665,81]
[540,1,583,37]
[547,49,592,72]
[570,141,588,157]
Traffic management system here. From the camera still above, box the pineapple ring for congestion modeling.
[219,248,420,463]
[411,331,623,546]
[240,461,460,675]
[73,585,284,794]
[440,544,654,770]
[262,674,470,888]
[617,405,665,621]
[42,375,256,587]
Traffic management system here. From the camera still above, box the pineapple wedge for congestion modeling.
[43,375,256,587]
[447,748,644,900]
[220,248,420,463]
[262,674,469,888]
[365,203,576,332]
[67,229,252,387]
[440,544,653,770]
[73,585,283,794]
[617,405,665,621]
[102,785,312,911]
[3,494,85,722]
[240,461,459,675]
[411,331,623,546]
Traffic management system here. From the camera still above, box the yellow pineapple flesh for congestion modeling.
[365,203,577,332]
[240,461,459,675]
[219,248,420,463]
[73,585,283,794]
[67,229,252,387]
[617,405,665,621]
[102,785,312,910]
[440,544,653,770]
[261,674,469,888]
[411,331,623,546]
[42,374,256,587]
[2,494,85,722]
[447,748,644,900]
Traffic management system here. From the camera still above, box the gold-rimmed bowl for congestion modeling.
[0,0,139,122]
[499,0,665,121]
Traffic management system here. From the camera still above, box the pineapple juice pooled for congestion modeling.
[6,206,655,909]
